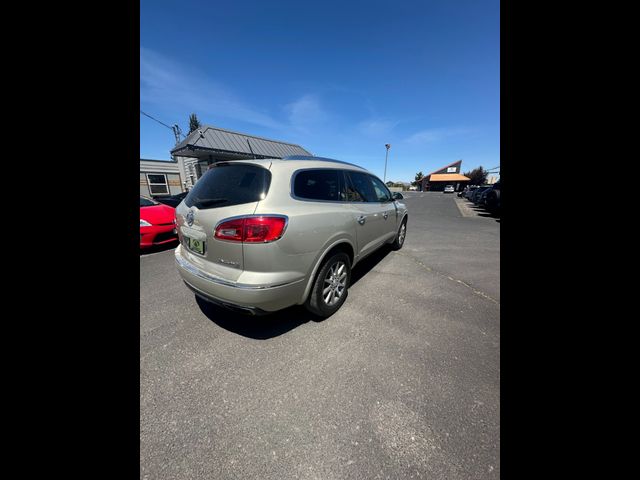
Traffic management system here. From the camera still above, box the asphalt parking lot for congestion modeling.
[140,192,500,480]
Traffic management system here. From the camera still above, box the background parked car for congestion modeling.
[471,186,491,204]
[484,180,501,212]
[479,189,492,206]
[140,196,178,249]
[464,185,479,199]
[155,191,189,208]
[443,184,455,193]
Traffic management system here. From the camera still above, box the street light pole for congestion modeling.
[384,144,391,183]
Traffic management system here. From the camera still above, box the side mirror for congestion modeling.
[392,192,404,200]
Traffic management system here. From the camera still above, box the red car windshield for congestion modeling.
[140,197,158,207]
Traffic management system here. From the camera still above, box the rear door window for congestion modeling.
[293,169,343,201]
[184,163,271,209]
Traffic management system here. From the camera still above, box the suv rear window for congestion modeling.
[184,163,271,209]
[293,169,342,201]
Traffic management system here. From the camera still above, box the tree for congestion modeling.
[462,166,488,186]
[188,113,202,134]
[411,171,424,187]
[386,181,395,187]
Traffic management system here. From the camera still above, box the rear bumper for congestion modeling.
[140,224,178,248]
[174,245,306,313]
[182,280,269,315]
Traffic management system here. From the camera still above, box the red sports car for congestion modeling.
[140,196,178,249]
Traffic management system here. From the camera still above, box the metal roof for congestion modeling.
[170,125,311,159]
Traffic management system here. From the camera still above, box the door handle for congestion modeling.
[357,215,366,225]
[383,212,389,220]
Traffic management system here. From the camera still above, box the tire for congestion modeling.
[305,252,351,318]
[391,218,407,251]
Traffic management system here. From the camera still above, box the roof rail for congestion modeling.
[282,155,362,168]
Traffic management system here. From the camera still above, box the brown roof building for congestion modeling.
[421,160,470,192]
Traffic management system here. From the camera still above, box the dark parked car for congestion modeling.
[464,185,479,200]
[155,191,189,208]
[484,181,500,212]
[478,188,492,206]
[471,186,491,203]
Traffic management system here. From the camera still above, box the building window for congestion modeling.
[146,173,169,195]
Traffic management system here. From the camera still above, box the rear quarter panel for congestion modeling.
[248,199,357,298]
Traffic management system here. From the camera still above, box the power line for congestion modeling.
[140,110,174,130]
[140,110,186,145]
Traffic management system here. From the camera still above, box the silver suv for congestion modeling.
[174,155,408,318]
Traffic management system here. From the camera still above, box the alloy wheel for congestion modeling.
[322,261,347,306]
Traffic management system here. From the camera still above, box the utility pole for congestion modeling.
[172,124,183,146]
[384,144,391,183]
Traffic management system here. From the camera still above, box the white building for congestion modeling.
[140,158,185,198]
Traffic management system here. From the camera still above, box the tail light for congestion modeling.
[214,216,287,243]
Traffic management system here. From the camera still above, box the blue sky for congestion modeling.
[140,0,499,182]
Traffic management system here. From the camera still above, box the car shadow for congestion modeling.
[196,296,314,339]
[140,240,179,256]
[196,245,392,339]
[477,210,500,219]
[350,246,392,286]
[468,203,501,220]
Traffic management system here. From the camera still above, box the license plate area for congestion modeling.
[184,235,205,255]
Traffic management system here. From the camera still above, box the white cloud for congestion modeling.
[357,118,398,137]
[284,94,328,131]
[405,127,472,145]
[140,47,284,130]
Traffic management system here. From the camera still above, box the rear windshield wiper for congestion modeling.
[192,198,228,208]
